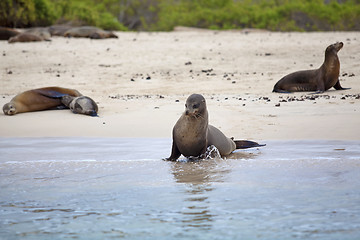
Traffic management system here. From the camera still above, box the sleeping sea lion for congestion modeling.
[64,26,118,39]
[61,95,98,116]
[8,33,47,43]
[48,25,73,36]
[273,42,350,93]
[24,27,51,40]
[165,94,265,161]
[3,87,82,115]
[0,27,20,40]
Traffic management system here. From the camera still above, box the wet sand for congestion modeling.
[0,30,359,139]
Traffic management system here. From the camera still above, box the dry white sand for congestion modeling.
[0,30,359,140]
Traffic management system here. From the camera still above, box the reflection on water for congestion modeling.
[171,148,258,232]
[1,138,360,240]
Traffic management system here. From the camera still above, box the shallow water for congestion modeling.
[0,138,360,240]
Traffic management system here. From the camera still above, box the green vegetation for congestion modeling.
[1,0,360,31]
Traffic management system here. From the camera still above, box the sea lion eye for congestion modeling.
[193,104,199,108]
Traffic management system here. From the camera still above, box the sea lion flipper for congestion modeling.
[234,140,266,149]
[333,80,351,90]
[34,89,68,98]
[164,141,181,161]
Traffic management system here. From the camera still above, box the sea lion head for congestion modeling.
[3,102,16,115]
[184,94,206,118]
[326,42,343,54]
[71,96,98,117]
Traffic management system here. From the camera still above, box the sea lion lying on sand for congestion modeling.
[24,27,51,40]
[61,95,98,116]
[0,27,20,40]
[64,26,118,39]
[48,25,73,36]
[8,32,49,43]
[165,94,265,161]
[273,42,349,93]
[3,87,82,115]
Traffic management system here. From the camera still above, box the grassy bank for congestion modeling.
[1,0,359,31]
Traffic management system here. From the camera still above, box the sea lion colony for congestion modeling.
[1,41,352,160]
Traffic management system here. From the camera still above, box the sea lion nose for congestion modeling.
[185,110,189,115]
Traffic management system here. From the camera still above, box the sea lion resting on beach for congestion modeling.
[0,27,20,40]
[48,25,73,36]
[8,32,49,43]
[64,26,118,39]
[61,95,98,117]
[24,27,51,40]
[3,87,82,115]
[273,42,350,93]
[165,94,265,161]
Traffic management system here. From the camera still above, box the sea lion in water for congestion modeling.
[64,26,118,39]
[273,42,350,93]
[3,87,82,115]
[165,94,265,161]
[61,95,98,116]
[8,32,48,43]
[0,27,20,40]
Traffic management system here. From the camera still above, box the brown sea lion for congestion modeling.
[64,26,118,39]
[3,87,82,115]
[24,27,51,40]
[165,94,265,161]
[273,42,350,93]
[8,33,47,43]
[0,27,20,40]
[48,25,73,36]
[61,95,98,117]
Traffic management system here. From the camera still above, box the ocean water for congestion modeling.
[0,138,360,240]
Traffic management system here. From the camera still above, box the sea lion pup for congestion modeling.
[273,42,350,93]
[8,32,47,43]
[24,27,51,40]
[165,94,265,161]
[0,27,20,40]
[61,95,98,117]
[3,87,82,115]
[64,26,118,39]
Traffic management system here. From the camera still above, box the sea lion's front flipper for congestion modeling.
[34,89,68,98]
[164,141,181,161]
[234,140,265,149]
[333,80,351,90]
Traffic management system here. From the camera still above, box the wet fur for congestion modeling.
[166,94,264,161]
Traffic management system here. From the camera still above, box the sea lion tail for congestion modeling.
[234,140,265,149]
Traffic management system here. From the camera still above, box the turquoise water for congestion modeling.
[0,138,360,240]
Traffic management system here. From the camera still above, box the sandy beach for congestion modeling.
[0,30,359,140]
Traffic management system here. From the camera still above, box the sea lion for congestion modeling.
[61,95,98,117]
[273,42,350,93]
[8,33,47,43]
[48,25,73,36]
[0,27,20,40]
[3,87,82,115]
[24,27,51,40]
[64,26,118,39]
[165,94,265,161]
